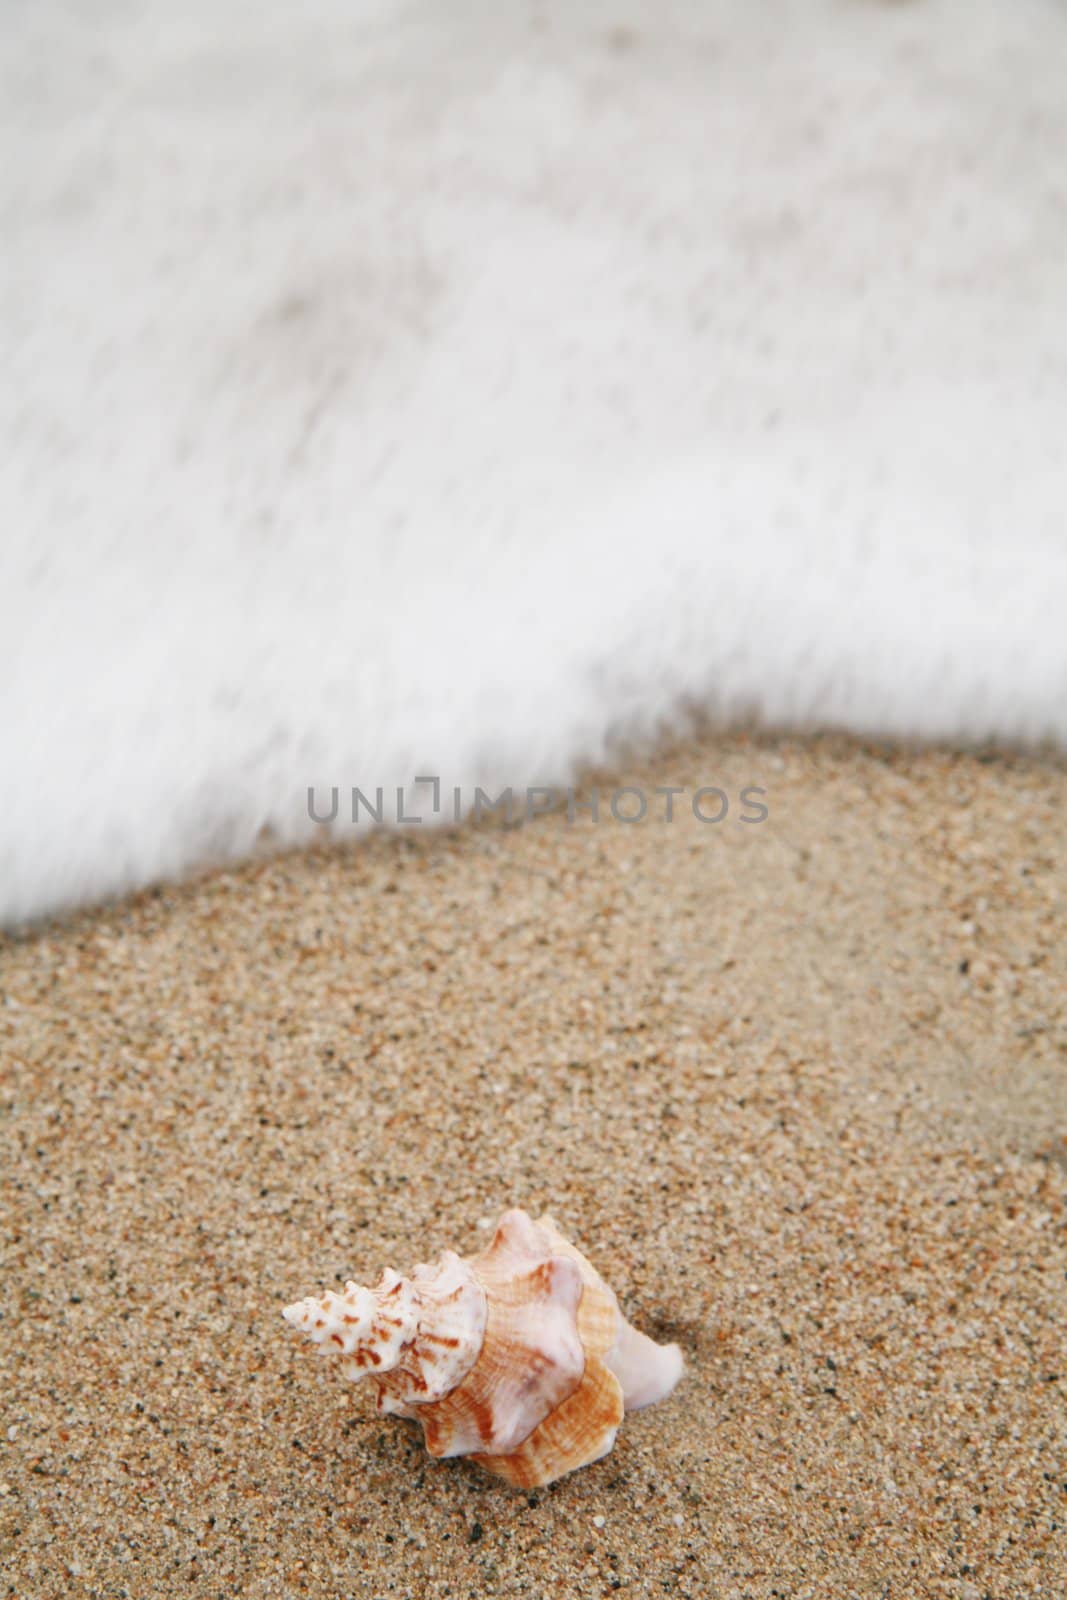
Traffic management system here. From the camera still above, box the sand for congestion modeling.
[1,734,1064,1599]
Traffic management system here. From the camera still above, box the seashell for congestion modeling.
[283,1207,684,1488]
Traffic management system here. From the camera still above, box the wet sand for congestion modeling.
[1,734,1064,1598]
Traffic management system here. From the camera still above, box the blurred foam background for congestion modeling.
[2,0,1065,924]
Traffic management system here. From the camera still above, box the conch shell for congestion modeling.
[283,1208,683,1487]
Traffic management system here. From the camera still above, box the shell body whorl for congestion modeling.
[283,1208,683,1487]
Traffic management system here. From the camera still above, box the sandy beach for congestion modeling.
[1,733,1064,1599]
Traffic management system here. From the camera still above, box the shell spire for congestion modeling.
[282,1250,486,1404]
[283,1209,684,1487]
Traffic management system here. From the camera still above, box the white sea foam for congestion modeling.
[2,1,1066,925]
